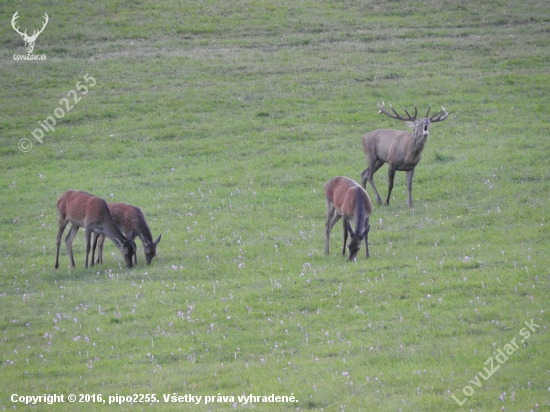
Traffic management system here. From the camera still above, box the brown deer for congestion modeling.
[54,190,136,269]
[91,203,161,265]
[325,176,372,261]
[360,102,449,208]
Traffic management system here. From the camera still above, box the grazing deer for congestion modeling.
[91,203,161,265]
[11,11,49,54]
[325,176,372,261]
[361,102,449,208]
[54,190,136,269]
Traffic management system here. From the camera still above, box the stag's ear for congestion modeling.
[113,236,124,248]
[154,234,161,245]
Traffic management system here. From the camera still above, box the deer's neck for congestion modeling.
[102,215,129,246]
[353,187,367,234]
[137,223,153,244]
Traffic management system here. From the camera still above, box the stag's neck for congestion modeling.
[411,130,428,152]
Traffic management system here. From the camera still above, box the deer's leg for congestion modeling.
[361,159,385,205]
[385,165,397,206]
[84,227,93,268]
[360,167,370,189]
[325,202,341,255]
[92,233,99,266]
[342,217,349,256]
[55,219,68,269]
[364,215,370,259]
[131,235,138,265]
[97,234,105,264]
[65,224,79,268]
[92,233,106,265]
[325,203,334,254]
[406,169,415,208]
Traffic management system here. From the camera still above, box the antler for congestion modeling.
[428,106,449,123]
[11,11,26,37]
[377,102,417,122]
[31,13,49,40]
[11,11,48,40]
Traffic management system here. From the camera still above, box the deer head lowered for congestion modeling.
[55,190,136,269]
[91,202,161,266]
[360,102,449,208]
[325,176,372,261]
[11,11,49,54]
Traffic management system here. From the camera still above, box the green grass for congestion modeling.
[1,0,549,410]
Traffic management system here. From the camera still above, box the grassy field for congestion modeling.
[1,0,549,410]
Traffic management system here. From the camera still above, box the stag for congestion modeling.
[55,190,136,269]
[360,102,449,208]
[325,176,372,261]
[11,11,49,54]
[91,203,161,265]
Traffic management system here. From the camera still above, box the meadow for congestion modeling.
[0,0,549,410]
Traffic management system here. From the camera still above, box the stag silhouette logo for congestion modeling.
[11,11,49,54]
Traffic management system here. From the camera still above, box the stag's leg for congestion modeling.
[361,159,385,205]
[406,169,415,208]
[385,165,397,206]
[64,224,79,268]
[55,219,68,269]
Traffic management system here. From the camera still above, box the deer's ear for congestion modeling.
[361,224,371,239]
[346,220,355,237]
[405,121,416,130]
[127,229,136,241]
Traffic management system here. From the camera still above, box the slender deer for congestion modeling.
[91,203,161,265]
[11,11,49,54]
[361,102,449,208]
[325,176,372,261]
[54,190,136,269]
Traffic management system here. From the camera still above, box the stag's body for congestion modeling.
[361,102,448,208]
[325,176,372,261]
[55,190,136,269]
[92,203,161,265]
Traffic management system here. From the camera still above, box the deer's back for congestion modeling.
[362,129,412,160]
[325,177,372,217]
[57,190,110,226]
[108,203,148,236]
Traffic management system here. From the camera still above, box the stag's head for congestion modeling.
[378,102,449,139]
[11,11,49,54]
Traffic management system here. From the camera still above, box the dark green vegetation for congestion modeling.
[1,0,549,410]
